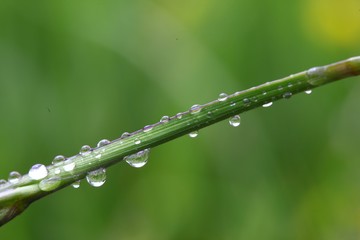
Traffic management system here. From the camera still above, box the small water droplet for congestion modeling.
[121,132,131,138]
[0,179,7,186]
[86,168,106,187]
[54,168,61,175]
[63,159,75,172]
[242,98,251,107]
[229,115,241,127]
[278,86,283,91]
[262,91,267,95]
[230,102,236,107]
[52,155,65,165]
[80,145,92,156]
[143,125,153,132]
[218,93,228,101]
[282,92,292,99]
[29,164,48,180]
[134,138,141,145]
[305,90,312,94]
[160,116,170,123]
[189,131,198,138]
[8,171,21,184]
[176,113,183,119]
[190,104,202,114]
[124,149,150,168]
[72,180,81,189]
[39,177,61,191]
[250,97,258,103]
[262,102,273,108]
[288,83,293,88]
[97,139,110,148]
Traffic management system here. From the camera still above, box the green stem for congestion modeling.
[1,56,360,226]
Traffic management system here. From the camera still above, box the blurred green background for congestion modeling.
[1,0,360,239]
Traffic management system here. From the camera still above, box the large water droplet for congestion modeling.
[97,139,110,147]
[143,125,153,133]
[189,131,199,138]
[262,102,273,108]
[8,171,21,184]
[282,92,292,99]
[305,90,312,94]
[124,149,150,168]
[190,104,202,114]
[63,159,76,172]
[52,155,65,165]
[79,145,92,156]
[72,180,81,189]
[29,164,48,180]
[218,93,228,101]
[160,116,170,123]
[229,115,241,127]
[39,177,61,191]
[86,168,106,187]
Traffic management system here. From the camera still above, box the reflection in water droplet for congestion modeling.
[282,92,292,99]
[63,159,76,172]
[143,125,153,133]
[305,90,312,94]
[262,102,273,108]
[160,116,170,123]
[29,164,48,180]
[80,145,92,156]
[124,149,150,168]
[8,171,21,184]
[189,131,199,138]
[229,115,241,127]
[190,104,202,114]
[52,155,65,165]
[39,177,61,191]
[72,180,81,189]
[218,93,228,101]
[97,139,110,147]
[86,168,106,187]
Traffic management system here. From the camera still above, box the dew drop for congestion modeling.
[282,92,292,99]
[80,145,92,156]
[8,171,21,184]
[63,159,76,172]
[160,115,170,123]
[134,138,141,145]
[72,180,81,189]
[124,149,150,168]
[305,90,312,94]
[52,155,65,165]
[39,177,61,192]
[218,93,228,102]
[189,131,198,138]
[86,168,106,187]
[0,179,7,186]
[242,98,251,107]
[176,113,183,119]
[143,125,153,133]
[262,102,273,108]
[229,115,241,127]
[97,139,110,148]
[29,164,48,180]
[230,102,236,107]
[121,132,131,138]
[190,104,202,114]
[54,168,61,175]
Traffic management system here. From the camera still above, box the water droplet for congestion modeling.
[39,177,61,191]
[262,91,267,95]
[278,86,284,91]
[134,138,141,145]
[52,155,65,165]
[121,132,131,138]
[0,179,7,185]
[230,102,236,107]
[72,180,81,189]
[288,83,293,88]
[29,164,48,180]
[97,139,110,148]
[8,171,21,184]
[176,113,182,119]
[189,131,198,138]
[229,115,241,127]
[305,90,312,94]
[143,125,153,132]
[86,168,106,187]
[307,66,327,86]
[160,115,170,123]
[242,98,251,107]
[80,145,92,156]
[250,97,258,103]
[218,93,228,101]
[282,92,292,99]
[190,104,202,114]
[124,149,150,168]
[63,159,76,172]
[54,168,61,175]
[262,102,273,108]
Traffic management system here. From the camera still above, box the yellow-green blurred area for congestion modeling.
[1,0,360,239]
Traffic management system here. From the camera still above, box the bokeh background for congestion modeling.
[1,0,360,239]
